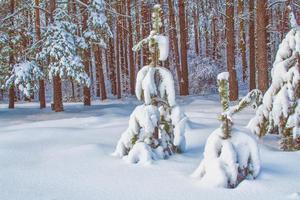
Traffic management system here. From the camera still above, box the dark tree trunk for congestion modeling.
[178,0,189,95]
[226,0,239,100]
[35,0,46,109]
[256,0,269,93]
[249,0,256,90]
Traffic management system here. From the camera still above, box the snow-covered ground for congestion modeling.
[0,95,299,200]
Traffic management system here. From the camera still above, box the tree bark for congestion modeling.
[49,0,63,112]
[35,0,46,109]
[226,0,238,100]
[94,45,107,100]
[238,0,247,82]
[256,0,269,93]
[249,0,256,90]
[141,1,150,66]
[193,8,200,55]
[127,0,135,95]
[178,0,189,96]
[81,0,91,106]
[8,0,15,109]
[168,0,182,95]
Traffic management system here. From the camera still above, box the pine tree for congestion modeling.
[192,72,262,188]
[38,7,90,112]
[113,4,186,164]
[248,9,300,151]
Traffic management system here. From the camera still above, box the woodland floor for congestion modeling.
[0,95,299,200]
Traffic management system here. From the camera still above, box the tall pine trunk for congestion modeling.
[178,0,189,96]
[35,0,46,109]
[238,0,247,82]
[226,0,238,101]
[249,0,256,90]
[168,0,182,95]
[49,0,63,112]
[81,0,91,105]
[256,0,269,93]
[127,0,135,95]
[94,45,106,100]
[8,0,15,109]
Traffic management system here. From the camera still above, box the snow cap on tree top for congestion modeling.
[217,72,229,81]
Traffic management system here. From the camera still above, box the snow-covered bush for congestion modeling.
[247,14,300,151]
[192,72,262,188]
[5,61,43,97]
[113,4,186,164]
[189,56,225,94]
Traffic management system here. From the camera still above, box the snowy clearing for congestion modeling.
[0,95,299,200]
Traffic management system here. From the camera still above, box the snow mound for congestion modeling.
[192,127,260,188]
[124,142,153,165]
[113,105,159,158]
[288,192,300,200]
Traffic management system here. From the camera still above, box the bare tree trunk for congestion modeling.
[127,0,135,95]
[226,0,238,100]
[141,1,150,66]
[116,2,121,99]
[256,0,269,93]
[94,45,107,100]
[109,38,117,95]
[249,0,256,90]
[238,0,247,82]
[178,0,189,96]
[35,0,46,109]
[81,0,91,106]
[134,0,141,70]
[8,0,15,109]
[193,8,200,55]
[168,0,182,95]
[49,0,63,112]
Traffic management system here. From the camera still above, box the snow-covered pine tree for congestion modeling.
[37,7,90,110]
[247,10,300,151]
[6,61,43,98]
[85,0,112,48]
[192,72,262,188]
[113,4,187,164]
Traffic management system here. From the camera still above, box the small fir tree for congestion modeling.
[192,72,262,188]
[113,4,187,164]
[247,10,300,151]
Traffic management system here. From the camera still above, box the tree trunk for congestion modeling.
[35,0,46,109]
[168,0,182,95]
[249,0,256,90]
[81,0,91,106]
[178,0,189,96]
[238,0,247,82]
[127,0,135,95]
[134,0,141,70]
[226,0,238,101]
[109,38,117,95]
[49,0,63,112]
[94,45,107,100]
[116,2,121,98]
[256,0,269,93]
[193,8,200,55]
[8,0,15,109]
[141,1,150,66]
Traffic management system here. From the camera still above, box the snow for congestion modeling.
[0,95,300,200]
[217,72,229,81]
[192,127,260,188]
[153,35,169,61]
